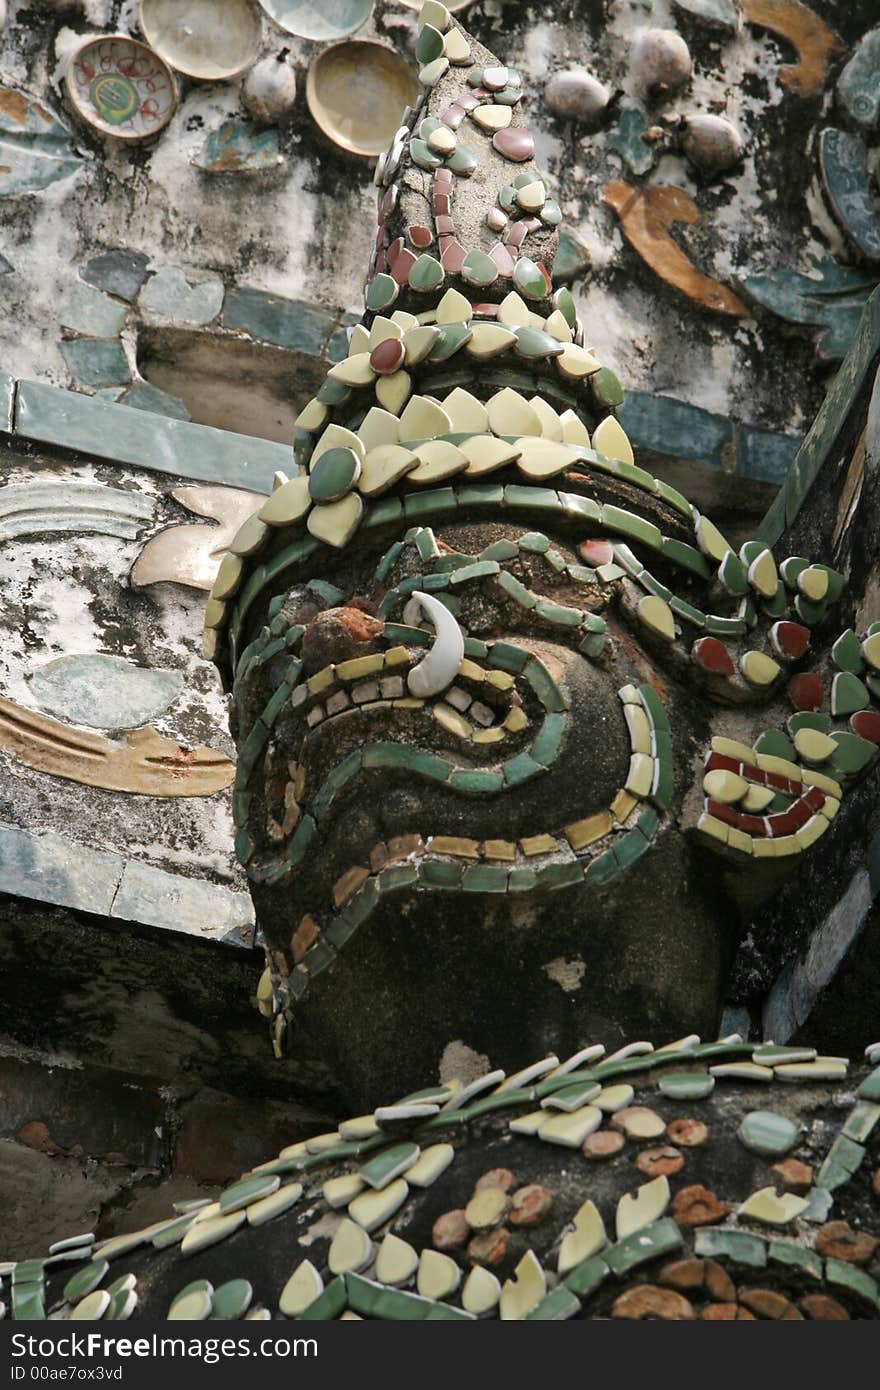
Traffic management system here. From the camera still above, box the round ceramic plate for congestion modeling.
[257,0,372,42]
[139,0,262,80]
[396,0,474,11]
[65,34,177,141]
[306,40,419,157]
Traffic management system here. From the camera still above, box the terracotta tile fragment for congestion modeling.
[467,1227,508,1267]
[635,1145,684,1179]
[667,1118,708,1147]
[583,1130,625,1160]
[800,1294,849,1320]
[611,1284,695,1319]
[291,914,319,963]
[658,1258,705,1291]
[815,1220,878,1265]
[508,1184,553,1227]
[703,1259,736,1303]
[739,1287,803,1320]
[771,1157,813,1194]
[671,1184,728,1227]
[432,1208,470,1249]
[474,1167,516,1194]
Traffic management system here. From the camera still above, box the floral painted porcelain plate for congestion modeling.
[65,34,177,141]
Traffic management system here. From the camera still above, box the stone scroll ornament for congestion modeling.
[11,2,880,1326]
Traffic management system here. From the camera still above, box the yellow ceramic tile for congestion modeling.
[323,1173,365,1209]
[702,768,748,803]
[473,726,504,744]
[375,369,412,415]
[348,1178,409,1233]
[497,291,531,326]
[592,415,634,464]
[391,309,418,331]
[466,322,518,360]
[442,386,488,433]
[746,547,778,597]
[443,27,471,63]
[793,727,836,763]
[560,408,591,447]
[544,308,573,342]
[615,1175,670,1239]
[408,439,469,484]
[359,444,418,497]
[368,315,404,349]
[710,735,756,764]
[508,1109,546,1135]
[278,1261,324,1318]
[797,566,828,600]
[434,703,473,739]
[246,1181,303,1228]
[294,397,329,431]
[312,423,367,462]
[504,706,528,732]
[429,835,479,858]
[465,1187,509,1230]
[637,594,676,642]
[375,1234,418,1286]
[462,1266,501,1315]
[742,783,774,812]
[800,767,842,797]
[458,657,485,681]
[565,810,612,850]
[515,436,573,479]
[436,288,472,323]
[738,1187,809,1226]
[473,104,512,131]
[403,324,441,365]
[739,650,782,686]
[328,1218,373,1274]
[695,514,732,562]
[754,752,800,779]
[727,826,753,855]
[398,395,453,443]
[405,1143,454,1188]
[625,751,654,797]
[594,1083,634,1112]
[306,492,363,549]
[483,839,516,861]
[203,596,226,630]
[327,352,376,387]
[556,343,602,379]
[259,474,311,526]
[558,1200,606,1274]
[528,395,563,440]
[862,632,880,669]
[229,512,268,557]
[520,833,557,856]
[486,670,514,689]
[697,811,729,844]
[499,1250,545,1321]
[624,703,651,755]
[358,406,401,452]
[338,1114,381,1141]
[794,814,828,850]
[211,552,243,601]
[820,795,840,820]
[461,434,522,475]
[538,1104,602,1147]
[347,323,371,356]
[516,179,545,210]
[487,387,542,436]
[610,788,637,822]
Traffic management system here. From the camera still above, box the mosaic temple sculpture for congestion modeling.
[9,4,880,1323]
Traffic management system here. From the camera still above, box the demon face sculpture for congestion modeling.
[204,15,880,1108]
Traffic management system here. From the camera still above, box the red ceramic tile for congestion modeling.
[436,214,455,236]
[390,248,417,285]
[771,620,810,660]
[851,710,880,743]
[707,799,740,827]
[433,194,451,216]
[441,239,467,274]
[493,127,535,162]
[434,168,453,187]
[579,539,615,568]
[705,753,742,774]
[370,338,406,374]
[803,787,825,812]
[736,813,767,836]
[442,103,466,129]
[490,243,515,278]
[743,765,769,785]
[386,237,404,263]
[458,93,480,111]
[487,208,508,232]
[471,303,499,317]
[692,636,735,676]
[520,217,542,233]
[788,672,823,710]
[506,222,528,248]
[767,802,810,836]
[408,225,433,249]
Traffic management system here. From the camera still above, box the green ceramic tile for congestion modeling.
[842,1101,880,1143]
[502,751,545,786]
[418,860,463,889]
[59,338,131,389]
[824,1258,880,1309]
[64,1260,108,1304]
[211,1279,252,1320]
[524,659,567,711]
[563,1254,608,1299]
[768,1241,822,1281]
[857,1067,880,1101]
[693,1228,766,1268]
[449,769,505,794]
[658,1071,714,1100]
[525,1286,580,1320]
[461,864,509,892]
[738,1110,798,1157]
[537,861,583,890]
[530,713,567,766]
[379,864,419,894]
[298,1276,348,1321]
[604,1219,683,1274]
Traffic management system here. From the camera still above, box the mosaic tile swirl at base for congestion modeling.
[12,1034,880,1321]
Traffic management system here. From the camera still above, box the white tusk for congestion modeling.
[406,591,465,698]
